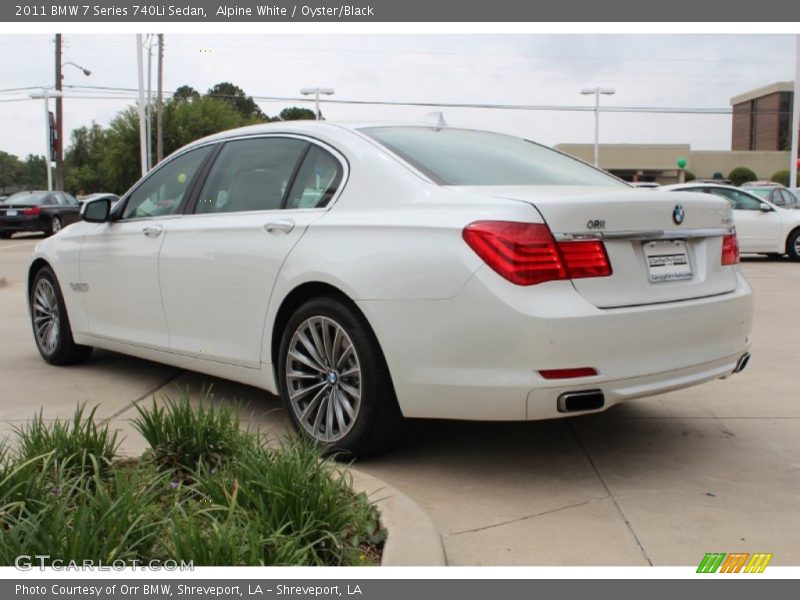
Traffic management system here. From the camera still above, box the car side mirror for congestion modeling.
[82,197,111,223]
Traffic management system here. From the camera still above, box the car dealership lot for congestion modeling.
[1,234,798,566]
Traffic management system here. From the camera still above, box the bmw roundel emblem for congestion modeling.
[673,204,685,225]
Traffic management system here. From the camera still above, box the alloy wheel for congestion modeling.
[285,316,362,443]
[32,278,60,355]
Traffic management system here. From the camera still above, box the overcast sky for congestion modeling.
[0,33,796,160]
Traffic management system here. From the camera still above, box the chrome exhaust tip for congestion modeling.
[733,352,751,374]
[557,389,605,413]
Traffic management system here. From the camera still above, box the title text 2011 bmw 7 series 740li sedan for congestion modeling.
[27,122,754,455]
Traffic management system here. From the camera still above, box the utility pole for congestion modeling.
[54,33,63,191]
[156,34,164,164]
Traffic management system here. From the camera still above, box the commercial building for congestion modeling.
[554,144,790,184]
[556,81,796,184]
[731,81,795,152]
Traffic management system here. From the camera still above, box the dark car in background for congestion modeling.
[0,191,81,238]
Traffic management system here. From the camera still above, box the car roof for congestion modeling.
[660,182,738,191]
[177,120,506,155]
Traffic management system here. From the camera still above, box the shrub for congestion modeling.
[769,169,799,187]
[0,400,383,566]
[13,405,119,477]
[133,391,252,473]
[728,166,758,187]
[684,170,696,182]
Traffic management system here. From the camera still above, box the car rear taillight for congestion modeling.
[558,240,613,279]
[721,233,739,266]
[462,221,612,286]
[22,207,42,216]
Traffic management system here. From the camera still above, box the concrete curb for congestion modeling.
[349,468,446,566]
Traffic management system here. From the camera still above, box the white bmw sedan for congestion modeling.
[28,122,754,455]
[661,183,800,260]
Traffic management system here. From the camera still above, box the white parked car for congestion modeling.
[661,183,800,260]
[28,123,754,455]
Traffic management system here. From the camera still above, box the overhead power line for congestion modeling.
[8,83,798,117]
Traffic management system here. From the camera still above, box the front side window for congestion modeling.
[707,188,763,211]
[362,126,627,187]
[122,145,213,220]
[195,137,308,214]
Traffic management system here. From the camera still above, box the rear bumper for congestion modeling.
[0,218,45,233]
[358,268,753,421]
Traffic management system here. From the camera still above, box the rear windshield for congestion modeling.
[362,127,627,187]
[3,193,49,206]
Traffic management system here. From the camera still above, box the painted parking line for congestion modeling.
[0,241,38,251]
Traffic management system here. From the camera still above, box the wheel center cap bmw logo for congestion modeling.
[673,204,685,225]
[327,372,338,385]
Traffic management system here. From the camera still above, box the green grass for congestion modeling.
[0,398,383,566]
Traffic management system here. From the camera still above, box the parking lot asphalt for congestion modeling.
[1,234,798,566]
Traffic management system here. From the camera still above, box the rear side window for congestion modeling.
[195,137,308,214]
[362,126,626,187]
[285,145,343,209]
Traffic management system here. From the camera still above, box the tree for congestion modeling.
[206,82,266,121]
[19,155,47,191]
[0,151,21,193]
[173,85,200,102]
[279,107,317,121]
[64,123,109,195]
[95,97,250,194]
[728,166,757,187]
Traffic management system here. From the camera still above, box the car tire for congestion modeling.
[47,216,62,237]
[30,266,93,365]
[0,233,12,239]
[787,230,800,262]
[277,295,404,458]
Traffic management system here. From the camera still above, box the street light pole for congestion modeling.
[580,86,616,167]
[300,87,335,120]
[55,34,62,191]
[790,35,799,193]
[29,89,63,191]
[136,34,148,178]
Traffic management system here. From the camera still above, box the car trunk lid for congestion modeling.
[454,186,738,308]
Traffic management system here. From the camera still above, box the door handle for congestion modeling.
[142,225,163,238]
[263,219,295,235]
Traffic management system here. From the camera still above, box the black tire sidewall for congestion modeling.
[788,231,800,261]
[30,267,85,365]
[277,296,398,456]
[49,217,61,236]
